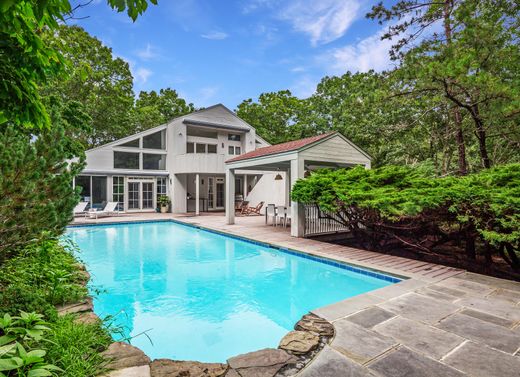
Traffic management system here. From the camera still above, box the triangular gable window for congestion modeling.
[118,139,140,148]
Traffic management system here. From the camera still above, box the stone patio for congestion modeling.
[70,213,520,376]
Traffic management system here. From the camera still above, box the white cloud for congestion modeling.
[134,68,152,84]
[201,31,229,40]
[319,27,396,74]
[279,0,361,46]
[136,44,160,60]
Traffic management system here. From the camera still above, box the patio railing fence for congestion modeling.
[303,204,350,237]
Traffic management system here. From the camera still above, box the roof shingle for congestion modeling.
[226,132,335,163]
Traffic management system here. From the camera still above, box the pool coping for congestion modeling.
[67,219,405,284]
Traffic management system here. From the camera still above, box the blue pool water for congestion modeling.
[66,221,397,362]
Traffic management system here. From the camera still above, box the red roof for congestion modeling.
[226,132,335,163]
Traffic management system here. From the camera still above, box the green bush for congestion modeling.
[292,164,520,277]
[0,239,87,318]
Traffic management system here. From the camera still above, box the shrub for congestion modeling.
[292,164,520,278]
[0,238,88,319]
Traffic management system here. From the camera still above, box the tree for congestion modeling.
[42,25,135,148]
[0,0,156,130]
[133,88,195,132]
[0,98,88,260]
[236,90,312,144]
[368,0,520,172]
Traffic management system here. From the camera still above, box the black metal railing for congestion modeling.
[304,204,350,237]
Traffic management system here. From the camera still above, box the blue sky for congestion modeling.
[72,0,398,109]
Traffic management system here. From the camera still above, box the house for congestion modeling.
[74,104,281,214]
[74,103,372,236]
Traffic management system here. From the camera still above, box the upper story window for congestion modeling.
[119,139,140,148]
[143,130,166,149]
[143,153,166,170]
[114,151,139,169]
[187,127,218,139]
[228,134,241,141]
[187,142,217,154]
[228,146,241,155]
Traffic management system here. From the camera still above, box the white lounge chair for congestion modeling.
[73,201,89,217]
[87,202,119,219]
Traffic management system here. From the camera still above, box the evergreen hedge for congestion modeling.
[291,164,520,278]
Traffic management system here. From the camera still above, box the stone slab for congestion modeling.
[415,287,460,302]
[374,316,464,360]
[345,307,395,328]
[331,319,397,364]
[443,341,520,377]
[299,345,373,377]
[457,296,520,322]
[488,288,520,305]
[312,294,384,322]
[427,284,467,298]
[102,342,151,370]
[227,348,296,377]
[106,365,150,377]
[150,359,227,377]
[294,314,334,337]
[368,347,464,377]
[278,331,319,355]
[369,279,429,301]
[457,272,520,292]
[436,277,496,297]
[56,297,93,315]
[378,293,460,324]
[437,313,520,354]
[460,308,515,328]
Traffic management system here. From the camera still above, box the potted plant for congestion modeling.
[158,195,171,213]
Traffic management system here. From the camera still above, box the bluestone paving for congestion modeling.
[415,287,460,302]
[312,295,384,322]
[436,277,496,296]
[460,308,515,328]
[457,296,520,322]
[368,347,465,377]
[427,284,467,298]
[457,272,520,293]
[345,307,395,328]
[331,320,397,364]
[443,341,520,377]
[378,293,460,324]
[374,316,464,360]
[437,312,520,354]
[488,288,520,305]
[298,345,374,377]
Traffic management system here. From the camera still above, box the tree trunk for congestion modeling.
[444,0,468,175]
[472,104,491,168]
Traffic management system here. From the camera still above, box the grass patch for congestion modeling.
[46,315,112,377]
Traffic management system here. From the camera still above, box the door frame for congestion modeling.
[126,177,156,211]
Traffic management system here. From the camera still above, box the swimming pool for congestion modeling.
[66,221,398,362]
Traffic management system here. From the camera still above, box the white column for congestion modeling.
[290,158,305,237]
[285,170,291,207]
[225,168,236,224]
[243,174,248,198]
[195,173,200,215]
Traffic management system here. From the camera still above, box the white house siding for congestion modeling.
[299,135,371,168]
[243,172,287,214]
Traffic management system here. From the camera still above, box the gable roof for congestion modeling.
[226,132,336,163]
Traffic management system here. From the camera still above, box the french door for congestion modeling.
[206,177,225,210]
[127,179,155,210]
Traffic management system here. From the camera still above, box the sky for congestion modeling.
[72,0,399,109]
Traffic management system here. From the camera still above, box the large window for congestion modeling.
[207,144,217,153]
[228,134,241,141]
[114,151,139,169]
[187,142,194,153]
[75,176,107,209]
[75,176,91,204]
[187,127,217,138]
[196,143,206,153]
[143,130,166,149]
[113,176,124,211]
[143,153,166,170]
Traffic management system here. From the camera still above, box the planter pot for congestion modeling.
[160,206,168,213]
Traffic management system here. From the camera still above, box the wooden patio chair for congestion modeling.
[243,201,264,216]
[239,201,250,215]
